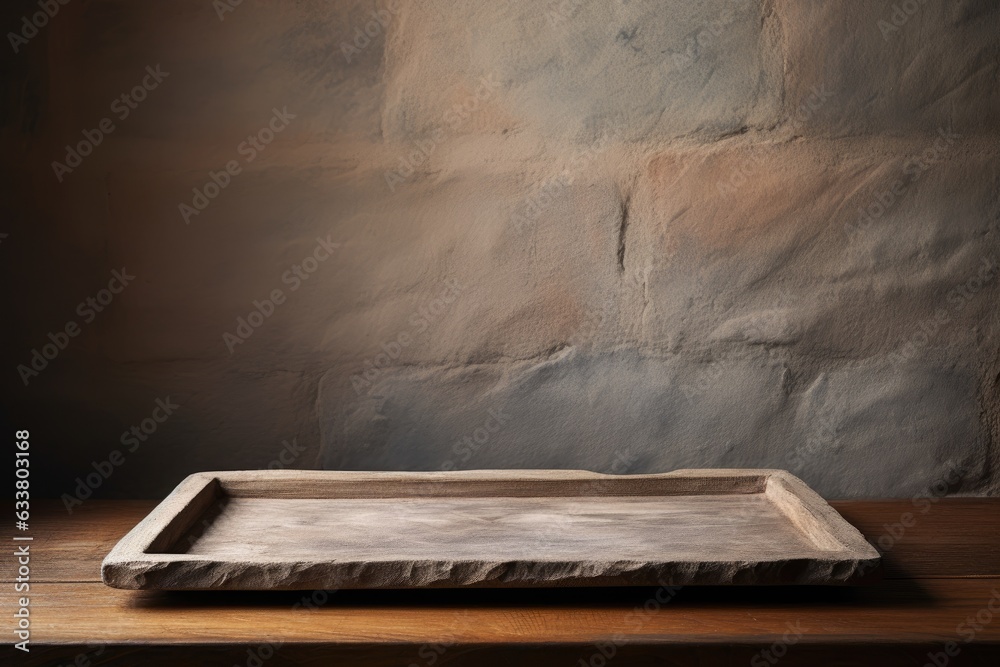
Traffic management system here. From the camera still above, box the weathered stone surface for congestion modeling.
[381,0,782,143]
[779,0,1000,137]
[319,348,991,498]
[790,360,986,498]
[2,0,998,498]
[630,137,1000,359]
[101,470,880,590]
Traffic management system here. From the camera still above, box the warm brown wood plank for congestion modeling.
[8,499,1000,665]
[22,579,1000,645]
[830,499,1000,578]
[12,500,156,583]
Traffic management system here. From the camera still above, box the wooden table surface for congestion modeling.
[4,499,1000,666]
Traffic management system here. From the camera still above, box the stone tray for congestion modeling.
[101,469,880,590]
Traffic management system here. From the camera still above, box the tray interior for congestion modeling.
[166,494,833,561]
[103,470,880,589]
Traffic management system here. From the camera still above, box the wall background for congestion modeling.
[2,0,998,499]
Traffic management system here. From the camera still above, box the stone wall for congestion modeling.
[2,0,998,498]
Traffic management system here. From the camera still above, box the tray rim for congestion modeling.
[102,468,881,590]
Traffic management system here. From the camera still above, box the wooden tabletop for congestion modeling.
[5,499,1000,666]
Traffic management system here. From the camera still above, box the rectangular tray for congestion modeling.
[102,469,880,590]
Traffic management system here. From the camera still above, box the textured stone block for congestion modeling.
[779,0,1000,136]
[381,0,782,143]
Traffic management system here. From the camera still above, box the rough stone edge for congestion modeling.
[102,469,881,590]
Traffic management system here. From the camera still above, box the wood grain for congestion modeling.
[8,498,999,666]
[100,469,880,590]
[19,578,1000,645]
[831,499,1000,579]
